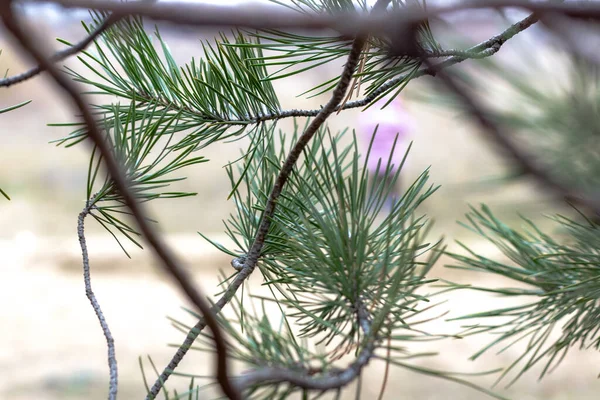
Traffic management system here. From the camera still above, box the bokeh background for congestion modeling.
[1,2,599,399]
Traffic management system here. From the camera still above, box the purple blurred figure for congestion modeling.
[358,95,415,211]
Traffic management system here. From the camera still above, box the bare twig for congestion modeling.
[0,4,240,400]
[28,0,371,36]
[0,14,117,87]
[26,0,600,37]
[77,196,118,399]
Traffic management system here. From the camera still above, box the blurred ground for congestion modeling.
[1,13,599,400]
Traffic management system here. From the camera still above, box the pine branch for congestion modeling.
[446,205,600,383]
[0,13,117,87]
[78,195,118,399]
[146,1,392,396]
[234,299,376,392]
[0,4,241,400]
[54,8,536,150]
[249,13,538,121]
[55,19,279,148]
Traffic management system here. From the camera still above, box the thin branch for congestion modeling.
[424,48,502,59]
[27,0,600,34]
[59,11,537,131]
[251,13,538,120]
[425,52,600,216]
[28,0,371,36]
[78,196,118,399]
[0,4,240,400]
[234,299,376,392]
[0,14,117,87]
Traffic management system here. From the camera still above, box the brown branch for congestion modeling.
[234,299,376,392]
[24,0,600,37]
[28,0,368,35]
[0,14,117,88]
[77,195,118,399]
[424,54,600,216]
[0,4,240,400]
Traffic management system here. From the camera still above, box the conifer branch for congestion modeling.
[0,14,117,87]
[99,13,536,140]
[48,8,536,141]
[147,1,392,396]
[234,299,376,392]
[0,4,241,400]
[250,13,538,121]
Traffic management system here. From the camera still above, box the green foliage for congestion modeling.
[447,205,600,384]
[32,1,600,398]
[187,123,464,397]
[84,101,207,256]
[52,13,280,148]
[236,0,439,103]
[485,56,600,191]
[0,100,31,199]
[426,49,600,191]
[0,99,31,114]
[0,187,9,200]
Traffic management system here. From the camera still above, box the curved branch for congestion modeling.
[0,14,117,88]
[0,4,241,400]
[251,13,538,121]
[78,196,118,399]
[235,300,375,392]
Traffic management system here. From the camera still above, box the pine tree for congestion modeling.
[2,1,600,399]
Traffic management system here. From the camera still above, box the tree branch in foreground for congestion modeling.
[27,0,600,34]
[0,13,117,87]
[0,4,241,400]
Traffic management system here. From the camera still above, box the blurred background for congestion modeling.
[1,1,599,399]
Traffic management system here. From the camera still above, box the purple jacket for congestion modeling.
[358,97,415,175]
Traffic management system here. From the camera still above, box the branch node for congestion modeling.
[231,255,247,271]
